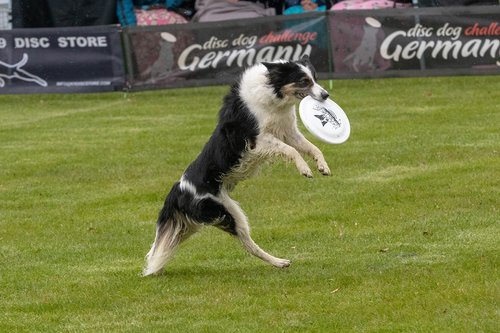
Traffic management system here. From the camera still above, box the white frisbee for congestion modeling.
[160,32,177,43]
[299,96,351,144]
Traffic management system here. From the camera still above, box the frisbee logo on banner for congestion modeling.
[299,96,351,144]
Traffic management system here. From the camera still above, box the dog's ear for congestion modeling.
[298,54,311,67]
[262,62,281,73]
[262,62,293,77]
[298,54,318,80]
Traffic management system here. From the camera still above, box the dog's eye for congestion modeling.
[298,78,311,87]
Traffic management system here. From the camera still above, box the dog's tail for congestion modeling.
[143,183,195,276]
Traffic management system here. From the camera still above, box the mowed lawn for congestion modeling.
[0,76,498,332]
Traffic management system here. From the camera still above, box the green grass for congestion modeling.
[0,76,498,332]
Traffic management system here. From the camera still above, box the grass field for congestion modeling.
[0,76,498,332]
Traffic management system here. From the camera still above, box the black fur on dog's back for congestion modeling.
[183,82,259,195]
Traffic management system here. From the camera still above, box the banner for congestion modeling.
[123,13,332,90]
[1,7,498,94]
[0,25,124,94]
[329,7,500,78]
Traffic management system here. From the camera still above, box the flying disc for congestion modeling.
[299,96,350,144]
[365,17,382,28]
[160,32,177,43]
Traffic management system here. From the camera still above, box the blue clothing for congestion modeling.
[284,0,327,15]
[284,5,326,14]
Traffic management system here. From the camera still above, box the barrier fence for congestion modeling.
[0,6,499,94]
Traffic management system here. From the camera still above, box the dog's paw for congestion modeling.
[272,258,291,268]
[301,168,313,178]
[318,162,331,176]
[295,159,313,178]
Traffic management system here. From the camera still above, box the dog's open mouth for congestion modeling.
[295,91,308,99]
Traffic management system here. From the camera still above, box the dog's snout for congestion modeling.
[310,84,330,102]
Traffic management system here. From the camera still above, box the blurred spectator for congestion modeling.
[13,0,117,28]
[329,0,498,9]
[192,0,277,22]
[117,0,194,26]
[331,0,411,10]
[417,0,498,5]
[284,0,329,14]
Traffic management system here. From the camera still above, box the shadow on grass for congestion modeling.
[142,261,292,282]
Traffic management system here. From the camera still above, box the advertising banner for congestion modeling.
[329,7,500,78]
[0,25,124,94]
[1,7,498,95]
[123,13,332,90]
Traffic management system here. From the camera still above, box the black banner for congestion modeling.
[329,6,500,78]
[0,7,498,94]
[0,25,124,94]
[123,13,332,90]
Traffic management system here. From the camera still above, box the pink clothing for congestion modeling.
[332,0,411,10]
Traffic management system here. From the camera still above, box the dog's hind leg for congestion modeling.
[143,214,198,276]
[143,182,200,276]
[217,192,291,268]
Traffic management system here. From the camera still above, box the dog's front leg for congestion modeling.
[285,132,331,176]
[257,133,313,178]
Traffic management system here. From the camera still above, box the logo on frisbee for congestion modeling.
[313,105,341,129]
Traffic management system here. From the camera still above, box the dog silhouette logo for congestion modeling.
[343,17,382,72]
[0,53,48,87]
[313,105,341,129]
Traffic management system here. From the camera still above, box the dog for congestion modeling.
[143,55,331,276]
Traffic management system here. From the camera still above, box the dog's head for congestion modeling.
[262,55,329,102]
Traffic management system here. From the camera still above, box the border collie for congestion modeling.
[144,55,330,276]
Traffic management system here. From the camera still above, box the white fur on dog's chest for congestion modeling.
[222,149,266,191]
[263,108,297,141]
[250,102,298,139]
[222,108,298,191]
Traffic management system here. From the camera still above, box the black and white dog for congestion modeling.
[144,55,330,276]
